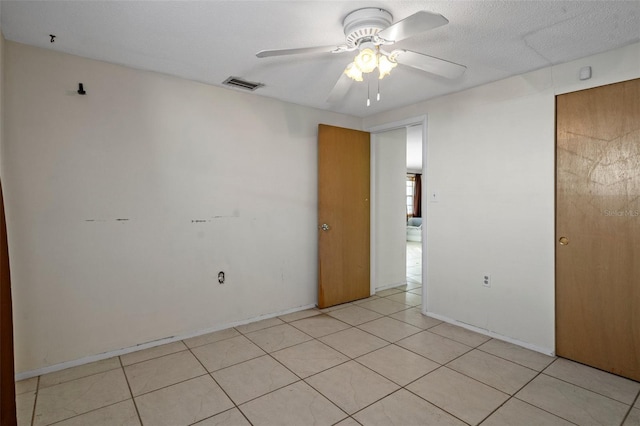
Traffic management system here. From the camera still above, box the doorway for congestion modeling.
[368,116,427,309]
[405,124,423,297]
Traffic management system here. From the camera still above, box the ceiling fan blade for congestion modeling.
[393,50,466,79]
[256,45,346,58]
[326,71,352,104]
[377,11,448,43]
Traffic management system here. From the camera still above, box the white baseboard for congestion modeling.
[375,280,413,292]
[15,303,317,381]
[422,310,555,357]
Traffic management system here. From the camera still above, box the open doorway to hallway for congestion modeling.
[369,117,426,307]
[405,124,422,295]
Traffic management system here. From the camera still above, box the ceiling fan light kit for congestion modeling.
[343,9,398,82]
[346,41,398,82]
[344,62,363,82]
[256,7,467,105]
[353,48,378,73]
[377,54,397,79]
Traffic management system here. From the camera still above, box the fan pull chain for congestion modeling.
[377,78,381,101]
[366,78,371,107]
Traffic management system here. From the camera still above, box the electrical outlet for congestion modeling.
[483,274,491,288]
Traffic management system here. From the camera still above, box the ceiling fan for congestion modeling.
[256,8,467,104]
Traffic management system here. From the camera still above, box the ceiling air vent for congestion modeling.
[222,77,264,91]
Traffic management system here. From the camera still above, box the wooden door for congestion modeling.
[1,182,17,425]
[556,78,640,381]
[318,124,371,308]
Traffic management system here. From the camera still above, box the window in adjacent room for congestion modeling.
[406,174,415,217]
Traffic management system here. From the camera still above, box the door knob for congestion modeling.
[559,236,569,245]
[319,224,330,231]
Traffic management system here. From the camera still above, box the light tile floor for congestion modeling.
[406,240,422,288]
[16,288,640,425]
[14,245,640,425]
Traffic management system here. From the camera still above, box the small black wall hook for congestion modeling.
[77,83,86,95]
[50,34,56,43]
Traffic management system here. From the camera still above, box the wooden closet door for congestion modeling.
[318,124,371,308]
[556,78,640,381]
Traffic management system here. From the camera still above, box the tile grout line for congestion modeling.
[354,320,424,343]
[511,397,581,425]
[347,348,471,426]
[537,361,640,407]
[349,388,421,424]
[298,363,356,423]
[245,314,348,340]
[619,390,640,426]
[392,335,471,366]
[503,356,627,426]
[29,375,40,426]
[45,400,140,426]
[35,364,123,391]
[204,332,353,424]
[184,407,247,426]
[401,345,473,390]
[186,341,255,426]
[263,344,352,423]
[43,368,143,425]
[239,312,386,419]
[393,353,479,425]
[292,305,459,424]
[183,327,245,350]
[310,308,416,361]
[121,347,191,368]
[474,364,552,425]
[474,343,556,372]
[353,318,475,424]
[385,323,534,426]
[401,385,471,426]
[238,308,418,424]
[443,351,538,395]
[118,355,144,426]
[430,336,598,425]
[124,368,212,398]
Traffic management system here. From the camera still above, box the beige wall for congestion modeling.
[364,42,640,353]
[3,42,361,373]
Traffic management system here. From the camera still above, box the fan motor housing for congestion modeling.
[343,8,393,48]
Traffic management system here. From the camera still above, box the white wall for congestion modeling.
[372,128,407,290]
[364,42,640,353]
[2,42,361,373]
[4,38,639,372]
[406,124,422,173]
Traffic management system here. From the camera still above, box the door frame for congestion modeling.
[365,115,428,310]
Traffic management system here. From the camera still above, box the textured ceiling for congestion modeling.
[1,1,639,118]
